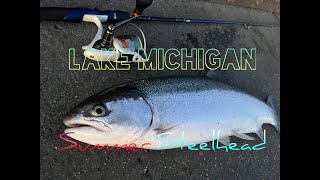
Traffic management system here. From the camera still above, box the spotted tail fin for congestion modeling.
[267,95,280,134]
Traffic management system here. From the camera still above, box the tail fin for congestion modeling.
[267,95,280,134]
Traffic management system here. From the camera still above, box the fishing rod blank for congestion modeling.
[137,16,279,27]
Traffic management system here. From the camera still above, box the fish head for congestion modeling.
[63,87,153,145]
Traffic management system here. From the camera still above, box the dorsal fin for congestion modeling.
[204,70,217,79]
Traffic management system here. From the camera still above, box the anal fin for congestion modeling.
[219,136,230,146]
[232,132,255,141]
[256,128,264,141]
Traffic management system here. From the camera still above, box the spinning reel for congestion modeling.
[82,0,153,63]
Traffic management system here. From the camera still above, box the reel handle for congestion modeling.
[134,0,153,16]
[99,0,153,48]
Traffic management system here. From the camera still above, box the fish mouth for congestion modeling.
[63,117,112,132]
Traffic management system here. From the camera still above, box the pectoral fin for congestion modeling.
[153,124,179,135]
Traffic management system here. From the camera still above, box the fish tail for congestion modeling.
[266,95,280,134]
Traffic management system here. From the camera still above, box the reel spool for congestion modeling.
[113,34,146,62]
[113,35,143,54]
[83,20,147,63]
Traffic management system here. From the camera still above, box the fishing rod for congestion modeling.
[40,8,279,27]
[40,0,279,63]
[138,16,278,27]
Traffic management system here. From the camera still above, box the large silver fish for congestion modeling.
[63,77,280,150]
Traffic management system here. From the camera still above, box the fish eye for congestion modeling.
[91,105,107,117]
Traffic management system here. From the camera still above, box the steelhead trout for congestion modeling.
[63,77,280,150]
